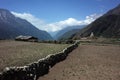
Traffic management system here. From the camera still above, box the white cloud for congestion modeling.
[11,11,45,29]
[11,11,102,32]
[84,13,102,24]
[46,14,102,32]
[45,18,84,32]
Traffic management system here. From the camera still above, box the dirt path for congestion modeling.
[38,44,120,80]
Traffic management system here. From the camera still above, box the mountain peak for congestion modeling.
[104,4,120,16]
[72,4,120,39]
[0,8,10,15]
[0,8,53,40]
[0,8,15,21]
[0,8,9,12]
[117,4,120,8]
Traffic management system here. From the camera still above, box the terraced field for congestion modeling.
[0,40,69,71]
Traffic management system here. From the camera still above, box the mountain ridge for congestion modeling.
[72,4,120,39]
[58,29,80,40]
[0,8,53,40]
[54,25,86,40]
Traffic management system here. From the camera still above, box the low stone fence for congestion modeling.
[0,41,80,80]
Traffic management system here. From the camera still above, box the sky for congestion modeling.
[0,0,120,32]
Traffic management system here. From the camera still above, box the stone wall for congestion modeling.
[0,41,80,80]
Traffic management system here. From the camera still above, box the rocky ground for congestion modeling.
[38,43,120,80]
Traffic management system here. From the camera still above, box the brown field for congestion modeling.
[39,43,120,80]
[0,40,69,71]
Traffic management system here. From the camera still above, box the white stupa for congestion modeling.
[90,32,94,38]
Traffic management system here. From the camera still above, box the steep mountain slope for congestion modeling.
[54,25,86,40]
[0,9,53,40]
[72,4,120,39]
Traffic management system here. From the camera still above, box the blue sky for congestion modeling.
[0,0,120,32]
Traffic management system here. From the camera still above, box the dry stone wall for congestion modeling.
[0,41,80,80]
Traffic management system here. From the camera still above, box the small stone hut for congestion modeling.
[15,35,38,42]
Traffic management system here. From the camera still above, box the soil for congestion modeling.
[38,44,120,80]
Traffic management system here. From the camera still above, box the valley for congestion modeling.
[0,1,120,80]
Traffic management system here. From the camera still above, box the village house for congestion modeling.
[15,35,38,42]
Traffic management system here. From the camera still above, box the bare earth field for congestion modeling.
[39,43,120,80]
[0,40,69,71]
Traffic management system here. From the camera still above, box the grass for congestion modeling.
[0,40,69,71]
